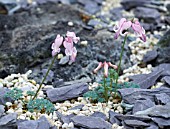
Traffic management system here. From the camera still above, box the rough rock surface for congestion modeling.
[47,83,89,102]
[71,115,112,129]
[118,87,170,104]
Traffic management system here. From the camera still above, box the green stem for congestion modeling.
[114,35,128,97]
[32,54,57,100]
[103,77,108,102]
[109,72,113,94]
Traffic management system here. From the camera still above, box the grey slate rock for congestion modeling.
[143,50,158,63]
[0,113,17,126]
[69,104,84,111]
[91,111,107,121]
[56,111,75,124]
[155,93,170,105]
[132,99,155,113]
[0,88,13,105]
[46,83,89,102]
[37,116,51,129]
[134,7,160,23]
[115,114,151,121]
[18,116,51,129]
[0,105,5,117]
[18,120,38,129]
[145,123,159,129]
[153,63,170,77]
[124,120,150,127]
[118,87,170,105]
[84,1,100,14]
[152,117,170,128]
[87,19,107,28]
[129,69,163,89]
[71,116,112,129]
[108,111,121,125]
[121,0,150,11]
[161,76,170,85]
[135,103,170,118]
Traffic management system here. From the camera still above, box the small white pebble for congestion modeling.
[68,21,74,26]
[80,41,88,46]
[6,108,14,114]
[6,102,12,107]
[62,123,69,128]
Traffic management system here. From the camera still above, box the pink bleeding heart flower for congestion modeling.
[93,62,103,74]
[66,31,80,44]
[132,20,146,42]
[113,18,132,39]
[51,34,63,56]
[63,37,74,56]
[69,47,77,63]
[108,62,118,69]
[104,61,109,78]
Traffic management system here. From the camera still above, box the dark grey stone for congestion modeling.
[153,63,170,77]
[0,113,17,129]
[152,117,170,128]
[87,19,107,28]
[129,69,163,89]
[91,111,107,121]
[56,111,75,124]
[162,76,170,85]
[132,99,155,113]
[157,29,170,48]
[155,93,170,105]
[121,0,151,11]
[145,122,159,129]
[135,103,170,118]
[118,87,170,105]
[0,88,13,105]
[143,50,158,63]
[69,104,84,111]
[84,1,100,14]
[108,111,121,125]
[18,120,38,129]
[37,116,51,129]
[18,116,51,129]
[71,116,112,129]
[46,83,89,102]
[0,105,4,117]
[124,119,150,127]
[115,114,151,121]
[134,7,160,23]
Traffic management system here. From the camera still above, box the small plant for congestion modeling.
[5,88,55,114]
[84,69,140,103]
[32,31,80,100]
[5,88,23,100]
[84,18,146,102]
[27,99,55,114]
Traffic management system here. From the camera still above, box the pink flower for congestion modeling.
[104,62,109,78]
[93,62,103,74]
[66,31,80,44]
[51,34,63,56]
[93,62,118,78]
[113,18,132,39]
[63,38,74,56]
[69,47,77,63]
[108,62,118,69]
[132,20,146,42]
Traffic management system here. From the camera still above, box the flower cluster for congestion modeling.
[51,31,80,63]
[113,18,146,42]
[93,62,117,78]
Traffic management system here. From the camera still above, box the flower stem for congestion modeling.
[103,77,108,102]
[114,35,128,97]
[32,54,57,100]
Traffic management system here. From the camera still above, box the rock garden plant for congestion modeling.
[84,18,145,103]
